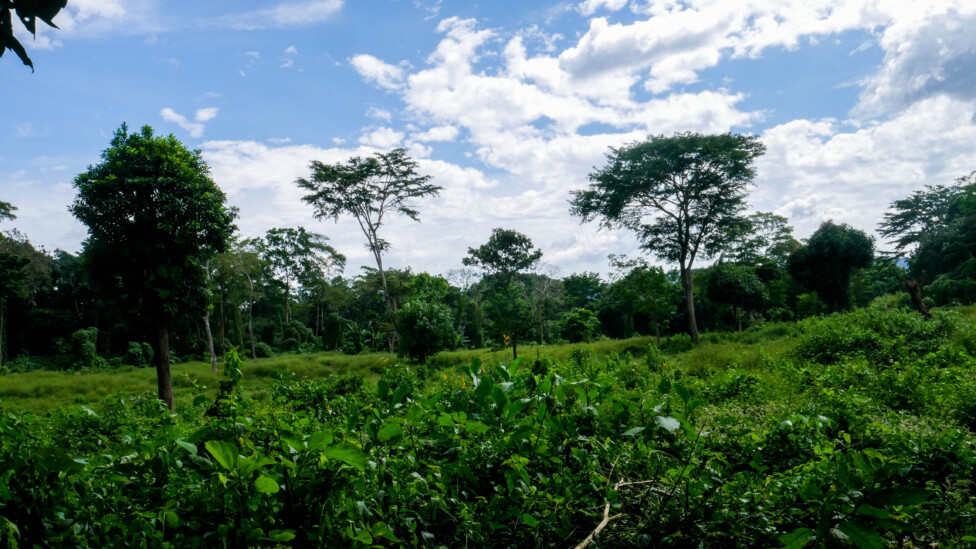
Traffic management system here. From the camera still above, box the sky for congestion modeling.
[2,0,976,279]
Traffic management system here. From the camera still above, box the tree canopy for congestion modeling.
[788,222,874,313]
[69,124,235,408]
[571,132,765,341]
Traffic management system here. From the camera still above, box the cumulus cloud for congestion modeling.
[350,54,406,90]
[359,127,405,148]
[366,107,393,121]
[160,107,219,138]
[411,125,459,142]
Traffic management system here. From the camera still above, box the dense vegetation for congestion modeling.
[3,302,976,546]
[3,124,976,545]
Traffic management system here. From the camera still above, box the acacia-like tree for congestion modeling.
[571,132,765,342]
[297,148,440,351]
[788,222,874,313]
[70,124,235,409]
[1,0,67,70]
[463,228,542,359]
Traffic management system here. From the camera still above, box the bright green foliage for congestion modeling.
[395,297,457,363]
[571,132,766,342]
[258,227,344,324]
[70,124,235,408]
[0,0,66,70]
[788,222,874,312]
[607,254,680,339]
[558,307,601,342]
[463,228,543,279]
[725,211,801,267]
[562,272,605,310]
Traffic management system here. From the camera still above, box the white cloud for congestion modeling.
[366,107,392,121]
[160,107,218,138]
[359,127,405,148]
[411,125,459,142]
[285,45,299,55]
[577,0,628,16]
[349,54,405,90]
[217,0,343,30]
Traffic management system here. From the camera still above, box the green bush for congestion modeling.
[124,341,153,367]
[69,327,98,369]
[661,332,694,353]
[395,298,457,364]
[558,308,601,343]
[254,341,275,358]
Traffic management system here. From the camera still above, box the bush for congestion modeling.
[70,327,98,369]
[558,308,601,343]
[254,341,275,358]
[124,341,153,367]
[661,333,694,353]
[395,298,457,364]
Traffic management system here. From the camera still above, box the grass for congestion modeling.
[0,336,665,413]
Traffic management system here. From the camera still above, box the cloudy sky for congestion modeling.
[3,0,975,277]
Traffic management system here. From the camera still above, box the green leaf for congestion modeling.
[175,439,198,456]
[779,527,814,549]
[204,440,238,471]
[353,528,373,545]
[164,510,179,528]
[377,421,403,443]
[673,382,690,404]
[373,521,401,543]
[377,379,390,400]
[307,430,334,451]
[836,520,885,549]
[522,513,539,527]
[855,504,891,519]
[322,444,367,471]
[872,487,929,507]
[391,384,411,407]
[658,377,671,394]
[280,430,305,453]
[269,530,296,542]
[654,415,680,433]
[254,476,280,494]
[622,426,645,436]
[465,421,490,435]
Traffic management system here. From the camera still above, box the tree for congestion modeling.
[571,132,765,342]
[463,228,542,359]
[396,297,457,364]
[1,0,67,71]
[0,252,29,367]
[788,222,874,313]
[607,255,680,344]
[563,272,605,310]
[0,200,15,222]
[70,124,235,409]
[878,173,975,256]
[705,263,766,331]
[259,227,344,324]
[297,148,441,351]
[725,212,800,267]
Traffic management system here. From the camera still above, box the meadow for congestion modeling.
[2,300,976,547]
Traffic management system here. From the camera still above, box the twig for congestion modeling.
[573,502,624,549]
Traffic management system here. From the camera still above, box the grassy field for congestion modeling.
[0,335,661,412]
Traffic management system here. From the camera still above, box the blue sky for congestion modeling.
[3,0,976,278]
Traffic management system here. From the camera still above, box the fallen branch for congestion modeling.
[574,478,661,549]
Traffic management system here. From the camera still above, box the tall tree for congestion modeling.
[726,211,801,267]
[0,200,15,222]
[70,124,235,409]
[259,227,344,324]
[297,148,441,351]
[0,252,29,367]
[607,255,680,344]
[571,132,765,342]
[463,228,542,359]
[1,0,67,71]
[788,222,874,313]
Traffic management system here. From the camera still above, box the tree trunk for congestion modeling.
[203,309,217,372]
[681,266,700,343]
[153,317,174,410]
[512,336,518,361]
[373,250,398,353]
[234,303,244,351]
[218,293,226,356]
[655,323,661,347]
[905,279,933,320]
[247,275,257,360]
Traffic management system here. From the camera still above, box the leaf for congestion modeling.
[522,513,539,527]
[836,520,885,549]
[654,415,680,433]
[377,421,403,443]
[204,440,238,471]
[391,384,411,407]
[779,527,814,549]
[175,439,198,456]
[164,510,179,528]
[854,504,891,519]
[373,521,401,543]
[673,382,690,404]
[377,379,390,400]
[307,430,334,451]
[322,444,367,471]
[622,426,645,436]
[465,421,490,435]
[658,377,671,394]
[872,487,929,507]
[269,530,296,542]
[280,430,305,453]
[254,476,280,494]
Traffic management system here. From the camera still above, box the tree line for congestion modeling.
[0,126,970,408]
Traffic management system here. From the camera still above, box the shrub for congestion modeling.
[395,298,457,364]
[661,332,694,353]
[69,327,98,369]
[254,341,275,358]
[124,341,153,367]
[558,308,601,343]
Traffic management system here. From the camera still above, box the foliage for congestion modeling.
[788,222,874,312]
[724,211,801,266]
[70,124,235,408]
[395,297,457,364]
[558,307,601,343]
[69,327,98,369]
[124,341,154,367]
[571,132,766,341]
[706,263,766,329]
[0,0,66,70]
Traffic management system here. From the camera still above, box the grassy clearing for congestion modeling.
[0,336,665,412]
